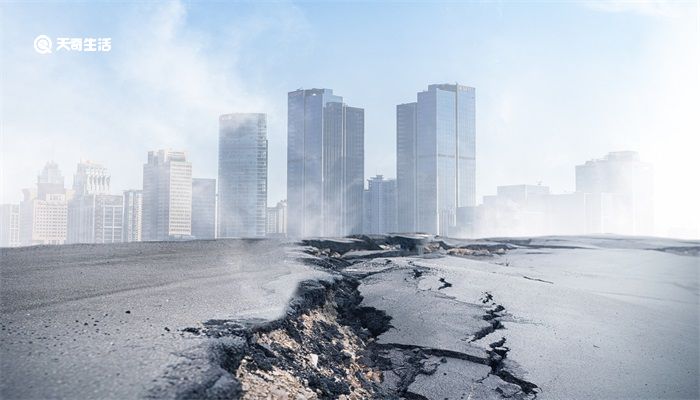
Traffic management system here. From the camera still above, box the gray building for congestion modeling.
[192,178,216,240]
[397,83,476,236]
[218,113,267,238]
[266,200,287,237]
[142,150,192,241]
[363,175,397,234]
[123,189,143,242]
[287,88,364,238]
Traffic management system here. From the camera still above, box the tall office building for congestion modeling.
[266,200,287,237]
[287,88,364,238]
[20,162,69,245]
[123,190,143,242]
[397,84,476,236]
[218,113,267,238]
[67,162,123,244]
[0,204,21,247]
[142,150,192,241]
[192,178,216,239]
[575,151,653,235]
[363,175,397,234]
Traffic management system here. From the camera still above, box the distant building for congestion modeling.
[67,162,123,244]
[123,190,143,242]
[20,162,69,245]
[266,200,288,237]
[397,83,476,236]
[476,184,550,237]
[0,204,21,247]
[575,151,653,235]
[363,175,397,234]
[287,88,364,237]
[218,113,268,238]
[142,150,192,241]
[192,178,216,240]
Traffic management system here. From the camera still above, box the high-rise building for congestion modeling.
[266,200,287,237]
[122,190,143,242]
[192,178,216,240]
[363,175,397,234]
[67,162,123,244]
[20,162,69,245]
[397,84,476,236]
[218,113,268,238]
[0,204,21,247]
[287,88,364,238]
[142,150,192,241]
[575,151,653,235]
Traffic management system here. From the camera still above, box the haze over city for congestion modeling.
[1,0,699,238]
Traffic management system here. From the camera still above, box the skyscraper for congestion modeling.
[363,175,397,234]
[192,178,216,239]
[20,162,69,245]
[67,161,123,244]
[142,150,192,241]
[218,113,267,238]
[287,88,364,238]
[397,84,476,236]
[122,189,143,242]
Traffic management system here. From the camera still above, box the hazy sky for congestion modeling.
[1,0,698,237]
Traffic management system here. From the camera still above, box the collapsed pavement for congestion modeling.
[157,235,538,399]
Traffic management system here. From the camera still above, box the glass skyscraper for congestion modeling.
[287,89,364,238]
[142,150,192,241]
[397,83,476,236]
[218,113,268,238]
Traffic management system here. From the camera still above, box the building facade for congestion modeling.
[67,162,123,244]
[287,88,364,238]
[20,162,69,245]
[192,178,216,240]
[142,150,192,241]
[397,84,476,236]
[266,199,287,237]
[123,190,143,242]
[218,113,268,238]
[0,204,21,247]
[363,175,397,234]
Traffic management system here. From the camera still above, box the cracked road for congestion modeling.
[1,235,698,399]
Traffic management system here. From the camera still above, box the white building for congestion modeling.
[20,162,69,245]
[0,204,21,247]
[575,151,653,235]
[142,150,192,241]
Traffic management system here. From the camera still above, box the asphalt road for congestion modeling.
[0,239,328,399]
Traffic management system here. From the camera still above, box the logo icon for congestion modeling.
[34,35,52,54]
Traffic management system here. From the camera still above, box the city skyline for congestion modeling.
[1,1,698,238]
